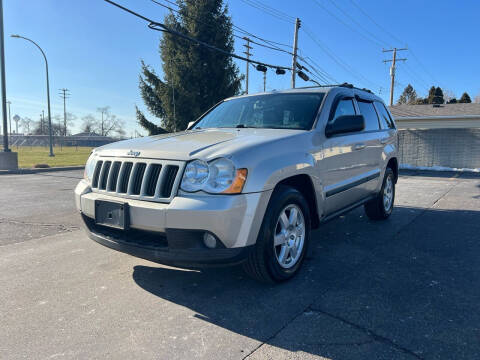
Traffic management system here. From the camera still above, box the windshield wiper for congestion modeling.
[236,124,257,128]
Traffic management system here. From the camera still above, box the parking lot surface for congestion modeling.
[1,170,479,359]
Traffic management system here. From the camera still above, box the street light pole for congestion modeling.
[0,0,9,152]
[11,34,54,156]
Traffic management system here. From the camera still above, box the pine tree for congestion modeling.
[397,84,417,104]
[137,0,242,134]
[426,86,436,104]
[432,87,444,104]
[459,92,472,103]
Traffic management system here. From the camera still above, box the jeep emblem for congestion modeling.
[127,150,141,157]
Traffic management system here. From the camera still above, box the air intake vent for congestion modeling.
[92,161,103,188]
[131,163,147,195]
[118,162,133,194]
[90,158,184,204]
[161,165,179,198]
[107,161,122,191]
[145,164,162,196]
[99,161,111,190]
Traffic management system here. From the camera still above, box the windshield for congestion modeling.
[193,93,324,130]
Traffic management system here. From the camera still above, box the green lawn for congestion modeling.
[16,146,93,168]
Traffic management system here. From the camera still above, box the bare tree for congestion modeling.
[443,89,455,103]
[81,108,125,137]
[20,117,33,134]
[81,114,97,134]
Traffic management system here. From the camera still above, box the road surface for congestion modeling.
[1,170,479,359]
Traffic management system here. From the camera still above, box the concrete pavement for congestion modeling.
[0,170,479,359]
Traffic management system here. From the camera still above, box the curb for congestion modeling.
[0,166,85,175]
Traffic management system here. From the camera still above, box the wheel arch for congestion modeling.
[387,157,398,183]
[275,174,320,229]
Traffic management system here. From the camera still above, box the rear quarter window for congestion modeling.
[374,101,396,129]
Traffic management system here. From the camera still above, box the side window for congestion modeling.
[330,99,355,123]
[374,101,395,129]
[357,101,380,131]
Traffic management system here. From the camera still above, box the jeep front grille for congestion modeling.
[91,158,185,203]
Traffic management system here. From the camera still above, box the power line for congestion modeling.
[348,0,403,47]
[302,25,381,89]
[151,0,294,56]
[238,0,295,24]
[312,0,383,48]
[105,0,292,71]
[347,0,439,88]
[327,0,389,48]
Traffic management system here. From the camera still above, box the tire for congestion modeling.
[364,167,395,220]
[243,185,311,283]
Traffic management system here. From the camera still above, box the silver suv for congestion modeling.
[75,85,398,282]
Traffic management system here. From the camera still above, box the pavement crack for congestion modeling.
[243,302,313,359]
[0,217,79,231]
[307,307,424,359]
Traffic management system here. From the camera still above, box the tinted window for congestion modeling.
[357,101,380,131]
[331,99,355,123]
[193,93,324,130]
[374,101,395,129]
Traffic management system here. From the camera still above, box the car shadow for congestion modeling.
[132,205,480,359]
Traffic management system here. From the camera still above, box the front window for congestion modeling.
[193,93,324,130]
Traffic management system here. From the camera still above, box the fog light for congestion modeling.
[203,233,217,249]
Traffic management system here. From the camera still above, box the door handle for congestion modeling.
[354,143,366,150]
[380,138,389,144]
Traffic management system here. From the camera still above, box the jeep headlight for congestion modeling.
[84,152,97,182]
[181,158,247,194]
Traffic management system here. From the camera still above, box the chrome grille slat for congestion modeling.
[91,157,184,203]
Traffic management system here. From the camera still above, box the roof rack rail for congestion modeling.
[291,83,374,94]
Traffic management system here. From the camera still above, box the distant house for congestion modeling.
[389,103,480,129]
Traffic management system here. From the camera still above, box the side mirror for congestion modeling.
[187,121,195,129]
[325,115,365,137]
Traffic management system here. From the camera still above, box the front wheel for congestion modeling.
[243,185,311,283]
[364,167,395,220]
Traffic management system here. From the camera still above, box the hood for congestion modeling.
[94,128,305,161]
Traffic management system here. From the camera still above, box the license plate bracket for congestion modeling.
[95,200,129,230]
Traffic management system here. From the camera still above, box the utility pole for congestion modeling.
[263,71,266,92]
[383,47,407,106]
[59,88,70,136]
[42,110,45,134]
[243,37,252,94]
[291,18,301,88]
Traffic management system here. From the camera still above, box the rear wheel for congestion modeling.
[243,185,311,283]
[364,167,395,220]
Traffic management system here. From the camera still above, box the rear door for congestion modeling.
[354,97,384,194]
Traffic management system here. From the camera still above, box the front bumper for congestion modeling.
[75,180,272,267]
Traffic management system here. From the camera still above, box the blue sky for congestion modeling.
[4,0,479,135]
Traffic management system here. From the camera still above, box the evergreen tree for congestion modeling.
[397,84,417,104]
[447,98,457,104]
[137,0,242,134]
[459,92,472,103]
[426,86,436,104]
[432,87,444,104]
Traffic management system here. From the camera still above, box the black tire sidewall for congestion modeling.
[258,186,311,282]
